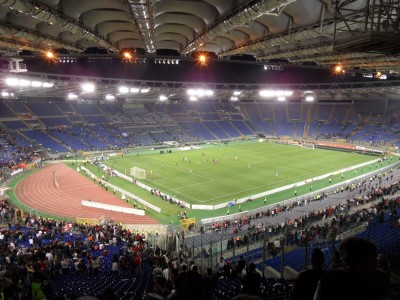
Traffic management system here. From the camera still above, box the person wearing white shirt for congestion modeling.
[46,251,54,263]
[111,261,118,272]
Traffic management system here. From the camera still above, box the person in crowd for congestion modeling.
[237,256,246,276]
[314,237,390,300]
[145,275,175,300]
[291,248,325,300]
[241,263,261,297]
[176,264,207,300]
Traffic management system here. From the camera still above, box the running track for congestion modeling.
[14,163,158,225]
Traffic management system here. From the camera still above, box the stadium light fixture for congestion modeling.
[159,95,168,101]
[5,78,18,86]
[260,90,293,98]
[305,95,314,102]
[105,94,115,100]
[303,91,316,102]
[140,88,150,93]
[230,96,238,101]
[130,87,140,93]
[198,54,207,65]
[42,82,54,88]
[233,91,242,96]
[197,89,205,97]
[186,88,213,97]
[67,93,78,99]
[277,96,286,101]
[122,51,134,63]
[334,64,344,74]
[123,51,132,60]
[18,79,31,86]
[1,91,9,97]
[119,86,129,94]
[81,83,95,93]
[189,96,198,101]
[31,81,43,87]
[46,51,55,59]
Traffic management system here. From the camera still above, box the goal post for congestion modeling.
[130,166,146,179]
[301,143,315,149]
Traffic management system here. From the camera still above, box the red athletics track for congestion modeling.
[14,162,158,225]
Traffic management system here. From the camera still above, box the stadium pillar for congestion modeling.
[200,233,203,273]
[220,235,223,258]
[303,229,308,271]
[192,236,195,263]
[246,238,250,261]
[210,239,213,269]
[232,235,235,257]
[280,231,287,279]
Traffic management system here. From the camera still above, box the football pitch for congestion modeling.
[105,141,376,206]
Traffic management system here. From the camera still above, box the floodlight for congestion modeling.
[305,95,314,102]
[334,65,343,74]
[130,87,140,93]
[159,95,168,101]
[18,79,31,86]
[230,96,238,101]
[1,91,9,97]
[31,81,43,87]
[105,94,115,100]
[42,82,54,88]
[197,89,205,97]
[140,88,150,93]
[81,83,95,93]
[119,86,129,94]
[205,90,214,96]
[277,96,286,101]
[5,78,18,86]
[46,51,55,59]
[189,96,198,101]
[198,54,207,65]
[67,93,78,99]
[122,51,133,61]
[284,91,293,96]
[187,89,196,96]
[233,91,241,96]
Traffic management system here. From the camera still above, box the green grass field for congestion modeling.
[104,141,376,206]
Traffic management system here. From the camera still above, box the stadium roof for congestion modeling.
[0,0,399,72]
[0,0,400,102]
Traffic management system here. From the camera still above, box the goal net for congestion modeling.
[301,143,315,149]
[130,166,146,179]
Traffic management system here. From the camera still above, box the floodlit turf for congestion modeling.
[104,141,376,206]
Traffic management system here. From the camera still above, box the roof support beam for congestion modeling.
[0,0,119,52]
[181,0,296,55]
[127,0,156,54]
[0,37,42,53]
[0,22,84,52]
